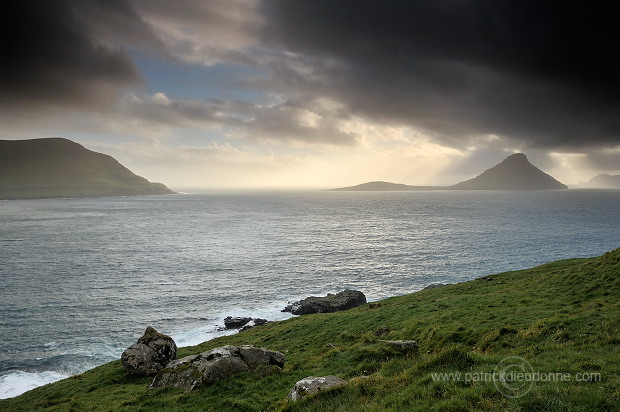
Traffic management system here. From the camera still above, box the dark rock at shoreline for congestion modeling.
[282,290,367,315]
[121,326,177,376]
[239,318,271,332]
[150,345,285,392]
[223,316,272,331]
[224,316,252,329]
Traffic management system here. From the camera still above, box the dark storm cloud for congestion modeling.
[0,0,157,113]
[4,0,619,156]
[260,0,620,149]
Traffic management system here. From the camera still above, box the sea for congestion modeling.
[1,189,619,399]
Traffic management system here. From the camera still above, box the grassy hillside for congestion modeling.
[0,138,175,199]
[2,249,619,411]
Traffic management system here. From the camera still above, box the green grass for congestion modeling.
[2,249,619,411]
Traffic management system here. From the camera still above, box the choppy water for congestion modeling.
[1,189,619,398]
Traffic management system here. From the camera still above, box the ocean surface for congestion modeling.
[1,189,619,398]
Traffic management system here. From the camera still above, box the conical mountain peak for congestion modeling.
[504,152,528,161]
[450,153,567,190]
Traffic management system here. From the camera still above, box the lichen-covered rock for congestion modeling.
[150,345,285,391]
[287,376,348,401]
[150,350,249,391]
[121,326,177,376]
[282,290,367,315]
[239,345,285,368]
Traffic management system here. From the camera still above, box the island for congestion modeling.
[584,174,620,188]
[449,153,567,190]
[331,181,441,191]
[0,138,176,200]
[331,153,568,191]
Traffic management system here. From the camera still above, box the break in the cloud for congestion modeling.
[134,0,262,67]
[1,1,619,187]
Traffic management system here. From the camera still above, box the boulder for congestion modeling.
[224,316,252,329]
[287,376,348,401]
[121,326,177,376]
[150,345,285,391]
[238,345,285,368]
[282,290,367,315]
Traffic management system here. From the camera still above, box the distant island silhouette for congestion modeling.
[332,153,568,191]
[0,138,176,200]
[584,174,620,188]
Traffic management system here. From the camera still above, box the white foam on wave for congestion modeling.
[0,340,124,400]
[172,300,296,348]
[0,300,298,398]
[174,326,237,348]
[0,370,69,399]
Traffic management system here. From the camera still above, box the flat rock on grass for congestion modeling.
[287,376,348,401]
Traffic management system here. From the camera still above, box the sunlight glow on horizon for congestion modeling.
[2,2,618,190]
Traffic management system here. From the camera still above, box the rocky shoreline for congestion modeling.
[120,289,372,401]
[4,249,618,410]
[119,286,449,401]
[217,290,369,334]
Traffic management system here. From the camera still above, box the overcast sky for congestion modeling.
[2,0,619,189]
